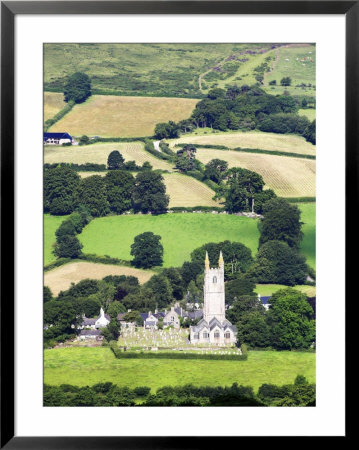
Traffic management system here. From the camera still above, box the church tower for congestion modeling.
[203,251,225,322]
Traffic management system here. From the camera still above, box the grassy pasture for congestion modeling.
[195,148,316,198]
[298,108,316,121]
[44,347,315,392]
[79,213,260,268]
[167,130,316,155]
[256,284,316,297]
[266,45,316,85]
[48,95,198,137]
[44,141,174,171]
[298,202,316,269]
[44,214,69,266]
[44,92,66,122]
[44,261,154,296]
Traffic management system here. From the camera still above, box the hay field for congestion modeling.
[196,148,316,197]
[44,261,154,296]
[162,173,218,208]
[48,95,198,137]
[168,131,315,155]
[44,92,66,122]
[44,141,174,171]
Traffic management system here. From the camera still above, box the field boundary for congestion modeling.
[44,99,74,132]
[175,143,316,160]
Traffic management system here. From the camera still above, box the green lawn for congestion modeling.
[44,214,68,265]
[256,284,315,297]
[44,347,315,392]
[298,203,316,269]
[79,213,260,267]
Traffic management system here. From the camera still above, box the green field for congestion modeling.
[44,214,68,265]
[44,347,315,391]
[79,213,260,267]
[298,203,316,269]
[265,45,316,97]
[298,108,316,121]
[256,284,316,297]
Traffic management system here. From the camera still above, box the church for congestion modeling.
[190,251,237,345]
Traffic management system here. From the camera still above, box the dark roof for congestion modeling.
[117,313,126,320]
[188,310,203,319]
[81,318,96,326]
[154,312,165,319]
[79,329,101,336]
[260,296,271,305]
[44,132,73,140]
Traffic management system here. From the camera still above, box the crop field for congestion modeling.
[44,214,69,266]
[79,213,260,268]
[162,173,218,208]
[196,148,316,198]
[48,95,198,137]
[168,130,316,155]
[256,284,316,297]
[43,92,66,122]
[44,261,154,296]
[44,141,174,171]
[298,202,316,268]
[44,347,315,391]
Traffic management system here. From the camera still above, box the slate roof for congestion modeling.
[190,317,236,333]
[97,313,111,321]
[188,310,203,320]
[79,329,101,336]
[81,318,96,326]
[44,132,73,140]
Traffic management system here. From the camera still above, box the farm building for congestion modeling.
[43,132,74,145]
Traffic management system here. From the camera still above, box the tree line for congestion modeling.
[154,85,315,145]
[44,375,315,407]
[44,156,169,217]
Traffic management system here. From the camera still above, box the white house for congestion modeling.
[43,132,74,145]
[95,308,110,329]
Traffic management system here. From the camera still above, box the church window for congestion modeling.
[194,333,199,339]
[213,276,217,283]
[225,332,231,339]
[214,331,220,338]
[203,332,209,339]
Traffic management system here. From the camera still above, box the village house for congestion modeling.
[78,308,110,330]
[78,329,103,341]
[163,306,180,329]
[43,132,74,145]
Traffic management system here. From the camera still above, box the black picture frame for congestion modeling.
[1,1,354,447]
